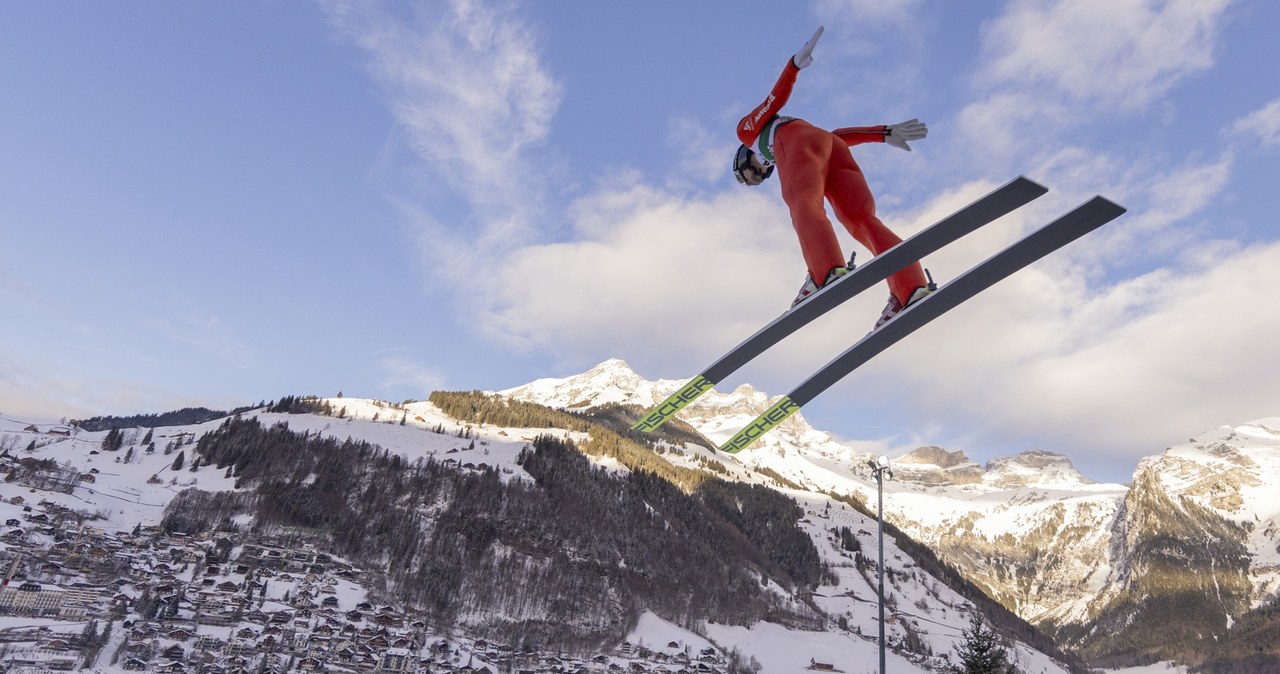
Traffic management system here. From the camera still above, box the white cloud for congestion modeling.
[879,236,1280,466]
[376,352,448,397]
[1227,97,1280,149]
[954,0,1235,173]
[324,0,563,277]
[954,91,1075,170]
[666,117,727,187]
[977,0,1231,111]
[468,181,804,366]
[1031,149,1234,267]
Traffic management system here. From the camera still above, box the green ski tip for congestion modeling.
[631,375,715,433]
[719,396,800,453]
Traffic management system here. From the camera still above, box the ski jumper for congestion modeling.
[737,59,927,305]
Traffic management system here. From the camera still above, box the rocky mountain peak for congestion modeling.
[495,362,1280,667]
[499,359,656,410]
[1131,418,1280,517]
[899,445,973,468]
[984,450,1094,488]
[890,446,984,485]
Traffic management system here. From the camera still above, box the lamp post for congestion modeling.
[867,455,893,674]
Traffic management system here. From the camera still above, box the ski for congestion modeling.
[720,195,1126,453]
[632,176,1049,433]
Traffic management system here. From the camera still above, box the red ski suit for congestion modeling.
[737,59,927,304]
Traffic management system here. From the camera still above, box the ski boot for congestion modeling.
[791,264,849,308]
[873,269,937,330]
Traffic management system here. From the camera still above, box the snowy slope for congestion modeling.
[1,415,239,533]
[499,360,1280,635]
[1130,419,1280,601]
[0,398,1080,674]
[500,361,1131,626]
[502,358,869,466]
[14,363,1274,672]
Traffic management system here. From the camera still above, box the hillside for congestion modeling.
[8,358,1276,671]
[0,396,1081,674]
[501,359,1280,671]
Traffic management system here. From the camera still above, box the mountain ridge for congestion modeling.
[500,358,1280,670]
[500,359,1112,488]
[0,395,1085,674]
[7,357,1278,670]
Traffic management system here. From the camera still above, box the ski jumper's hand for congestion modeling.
[884,119,928,151]
[793,26,824,69]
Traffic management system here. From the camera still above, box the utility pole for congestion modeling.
[867,455,893,674]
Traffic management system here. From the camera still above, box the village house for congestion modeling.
[168,627,194,641]
[0,501,735,674]
[0,580,65,616]
[381,646,415,673]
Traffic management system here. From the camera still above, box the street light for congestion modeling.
[867,455,893,674]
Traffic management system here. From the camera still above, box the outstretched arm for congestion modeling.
[833,125,889,147]
[737,60,800,146]
[834,119,929,151]
[736,27,824,147]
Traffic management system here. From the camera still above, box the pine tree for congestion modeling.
[99,620,113,649]
[101,429,123,452]
[171,450,185,471]
[952,612,1009,674]
[80,619,99,647]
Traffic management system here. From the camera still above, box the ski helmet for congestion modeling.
[733,144,773,185]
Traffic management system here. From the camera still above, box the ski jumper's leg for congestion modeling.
[824,134,927,304]
[773,121,845,284]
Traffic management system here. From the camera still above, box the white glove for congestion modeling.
[884,119,928,151]
[792,26,824,69]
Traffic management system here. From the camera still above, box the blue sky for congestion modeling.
[2,0,1277,483]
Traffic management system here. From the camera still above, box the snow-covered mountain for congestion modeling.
[1127,421,1280,600]
[0,396,1083,674]
[1073,421,1280,665]
[503,357,855,457]
[506,357,670,410]
[6,356,1275,671]
[501,359,1280,667]
[503,360,1128,624]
